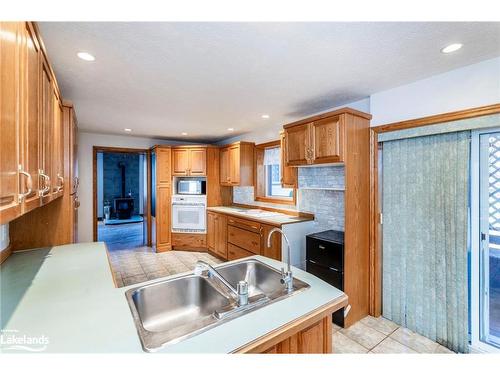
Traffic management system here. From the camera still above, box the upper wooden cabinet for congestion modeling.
[219,142,254,186]
[172,147,206,176]
[0,22,68,225]
[279,131,297,188]
[282,109,369,166]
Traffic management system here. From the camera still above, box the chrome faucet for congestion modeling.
[267,228,294,293]
[194,261,249,306]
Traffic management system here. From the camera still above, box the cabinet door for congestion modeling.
[0,22,22,223]
[311,116,343,163]
[229,145,240,184]
[284,123,311,166]
[207,212,215,250]
[172,148,189,176]
[156,184,171,250]
[280,131,297,188]
[214,214,227,259]
[188,148,206,176]
[19,22,41,211]
[70,109,79,195]
[156,147,171,184]
[52,89,64,194]
[40,59,53,201]
[220,147,230,184]
[261,224,281,261]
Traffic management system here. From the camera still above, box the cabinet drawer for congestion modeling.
[227,225,261,254]
[227,216,261,233]
[306,237,344,271]
[227,243,254,260]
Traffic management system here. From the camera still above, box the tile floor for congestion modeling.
[107,245,222,287]
[332,315,455,354]
[107,246,455,354]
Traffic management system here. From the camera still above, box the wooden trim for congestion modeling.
[283,107,372,129]
[146,149,152,247]
[92,146,150,243]
[253,140,296,205]
[0,244,13,265]
[233,295,348,353]
[369,129,382,317]
[372,103,500,134]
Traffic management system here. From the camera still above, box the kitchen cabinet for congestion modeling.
[0,22,22,224]
[39,58,54,204]
[172,147,207,176]
[219,142,254,186]
[279,130,297,188]
[207,211,227,259]
[52,88,64,195]
[152,146,172,252]
[283,113,344,166]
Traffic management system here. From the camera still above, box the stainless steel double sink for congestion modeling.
[125,258,309,352]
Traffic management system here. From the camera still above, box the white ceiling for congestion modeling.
[38,22,500,142]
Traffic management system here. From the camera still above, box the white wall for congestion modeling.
[77,131,193,242]
[370,57,500,126]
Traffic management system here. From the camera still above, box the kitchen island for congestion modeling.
[0,242,347,353]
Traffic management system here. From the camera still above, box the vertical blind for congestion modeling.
[382,131,470,353]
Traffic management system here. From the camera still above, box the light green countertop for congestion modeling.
[1,242,345,353]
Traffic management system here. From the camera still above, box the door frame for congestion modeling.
[92,146,151,246]
[470,128,500,353]
[369,103,500,317]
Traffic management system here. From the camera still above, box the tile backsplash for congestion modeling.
[232,165,345,232]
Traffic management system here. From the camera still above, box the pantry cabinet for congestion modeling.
[152,146,172,252]
[283,113,345,166]
[219,141,254,186]
[172,147,206,176]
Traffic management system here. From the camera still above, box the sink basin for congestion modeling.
[125,259,309,352]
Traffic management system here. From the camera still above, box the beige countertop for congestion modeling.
[207,206,314,226]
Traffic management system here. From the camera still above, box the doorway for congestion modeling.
[471,128,500,352]
[93,147,150,251]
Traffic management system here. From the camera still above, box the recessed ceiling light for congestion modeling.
[227,128,234,132]
[441,43,463,54]
[124,128,132,132]
[261,114,270,119]
[77,52,95,61]
[181,132,188,136]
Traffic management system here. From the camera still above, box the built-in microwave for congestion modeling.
[177,179,206,195]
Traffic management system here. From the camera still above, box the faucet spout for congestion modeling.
[266,228,294,292]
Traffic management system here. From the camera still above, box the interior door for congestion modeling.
[478,131,500,349]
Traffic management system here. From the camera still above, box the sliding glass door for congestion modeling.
[472,129,500,351]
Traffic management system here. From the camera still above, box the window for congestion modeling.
[255,141,295,203]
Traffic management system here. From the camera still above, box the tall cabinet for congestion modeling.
[1,22,79,255]
[282,107,371,327]
[151,146,172,252]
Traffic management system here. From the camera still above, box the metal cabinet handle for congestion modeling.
[18,165,32,202]
[74,196,80,209]
[56,174,64,192]
[73,176,79,191]
[318,245,325,250]
[39,170,50,197]
[260,227,264,238]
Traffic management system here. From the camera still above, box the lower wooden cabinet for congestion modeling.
[227,243,254,260]
[207,211,227,259]
[261,223,281,261]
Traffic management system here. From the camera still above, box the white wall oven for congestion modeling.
[171,195,206,233]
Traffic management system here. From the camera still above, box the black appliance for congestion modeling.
[306,230,345,327]
[113,161,134,219]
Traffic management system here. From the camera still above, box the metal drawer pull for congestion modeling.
[57,174,64,192]
[39,170,50,196]
[318,245,326,250]
[328,266,340,272]
[18,165,33,202]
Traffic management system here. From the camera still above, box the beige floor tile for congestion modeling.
[340,321,387,350]
[332,332,369,353]
[332,323,342,333]
[122,274,148,286]
[370,337,417,354]
[360,315,399,335]
[434,344,455,354]
[390,327,439,353]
